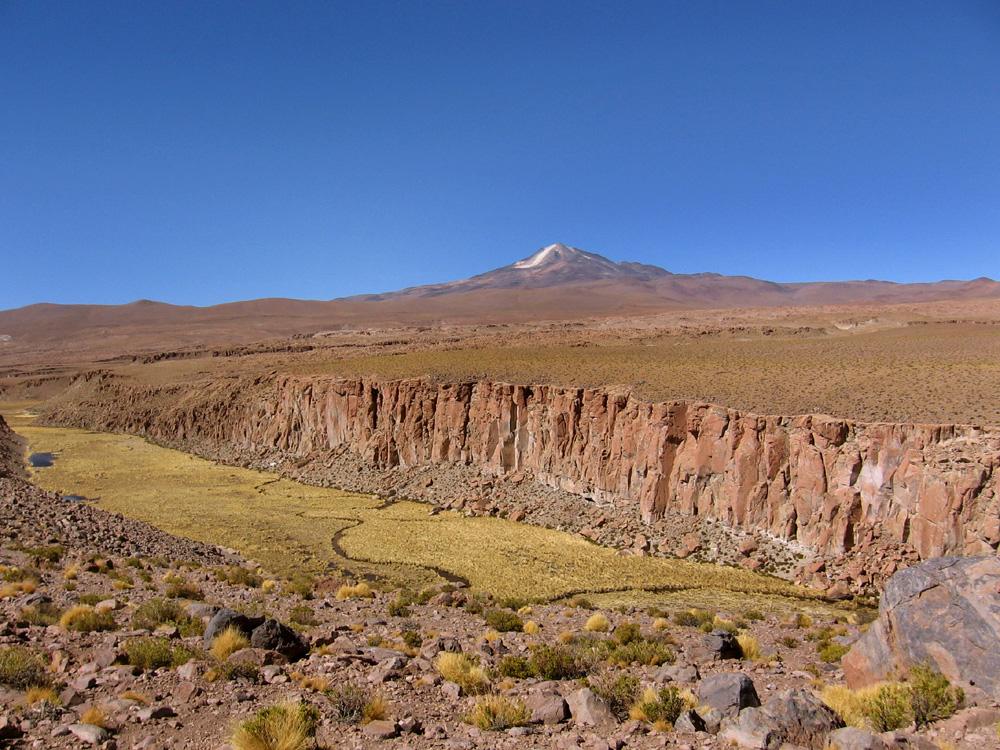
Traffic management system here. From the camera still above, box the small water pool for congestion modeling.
[28,452,55,468]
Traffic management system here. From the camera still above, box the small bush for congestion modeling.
[165,581,204,600]
[652,617,670,631]
[464,695,529,731]
[818,641,850,663]
[289,605,318,627]
[743,609,764,621]
[523,620,540,635]
[401,629,422,649]
[211,626,250,661]
[216,566,263,589]
[336,582,373,601]
[630,686,686,728]
[865,683,914,731]
[614,621,642,645]
[286,574,315,599]
[387,598,411,618]
[132,598,198,632]
[529,644,589,680]
[232,702,318,750]
[909,664,963,728]
[590,672,640,720]
[124,637,195,671]
[19,601,62,627]
[673,609,714,628]
[779,636,799,649]
[327,683,369,723]
[434,652,489,695]
[496,655,534,679]
[60,605,115,632]
[0,646,50,689]
[484,609,523,633]
[584,613,610,632]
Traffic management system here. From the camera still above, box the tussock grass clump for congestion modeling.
[0,579,37,599]
[434,652,490,695]
[484,609,523,632]
[25,686,60,706]
[211,626,250,661]
[523,620,540,635]
[124,637,196,671]
[584,613,610,632]
[528,644,589,680]
[59,604,115,632]
[737,633,765,662]
[0,646,50,689]
[336,582,373,601]
[80,706,109,728]
[232,702,318,750]
[464,695,529,731]
[652,617,670,631]
[629,686,688,730]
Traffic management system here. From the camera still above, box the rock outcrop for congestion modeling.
[44,375,1000,573]
[843,556,1000,699]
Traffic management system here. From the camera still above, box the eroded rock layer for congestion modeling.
[46,375,1000,566]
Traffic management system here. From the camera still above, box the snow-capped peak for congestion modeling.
[512,243,575,269]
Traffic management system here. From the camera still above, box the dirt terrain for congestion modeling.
[3,414,997,750]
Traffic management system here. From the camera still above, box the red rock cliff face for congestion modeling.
[47,375,1000,561]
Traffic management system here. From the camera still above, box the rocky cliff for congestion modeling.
[45,375,1000,571]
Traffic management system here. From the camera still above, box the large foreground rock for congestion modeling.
[843,556,1000,698]
[720,689,843,749]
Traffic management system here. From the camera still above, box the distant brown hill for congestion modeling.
[1,242,997,358]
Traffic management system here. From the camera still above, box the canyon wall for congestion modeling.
[46,375,1000,562]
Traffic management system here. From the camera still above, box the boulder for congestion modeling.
[843,556,1000,699]
[249,618,308,661]
[525,693,569,725]
[697,672,760,723]
[202,608,265,647]
[826,727,888,750]
[566,688,616,727]
[68,724,110,745]
[719,689,843,749]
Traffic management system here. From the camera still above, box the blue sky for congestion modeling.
[2,1,998,308]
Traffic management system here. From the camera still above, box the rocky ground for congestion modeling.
[2,464,998,750]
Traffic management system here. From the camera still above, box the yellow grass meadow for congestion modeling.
[9,410,828,610]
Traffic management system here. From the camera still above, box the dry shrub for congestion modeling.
[737,633,765,661]
[59,605,115,632]
[80,706,109,728]
[629,686,687,728]
[523,620,540,635]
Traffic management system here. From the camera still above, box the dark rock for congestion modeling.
[697,672,761,725]
[249,619,308,661]
[703,630,743,660]
[525,693,569,725]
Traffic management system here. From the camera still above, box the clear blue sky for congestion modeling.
[2,1,998,309]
